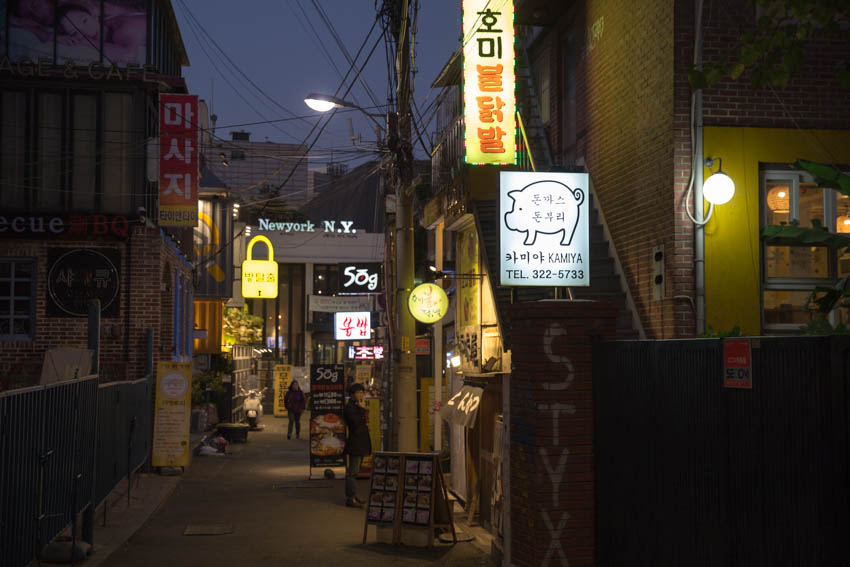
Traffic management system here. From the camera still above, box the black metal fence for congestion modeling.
[594,337,850,566]
[0,375,151,567]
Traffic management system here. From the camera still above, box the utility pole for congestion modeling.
[387,0,417,451]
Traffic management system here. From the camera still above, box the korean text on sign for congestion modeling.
[463,0,515,165]
[159,94,199,227]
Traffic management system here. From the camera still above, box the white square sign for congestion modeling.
[334,311,371,340]
[500,171,590,287]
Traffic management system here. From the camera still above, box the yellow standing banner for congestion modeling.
[152,361,192,468]
[273,364,293,417]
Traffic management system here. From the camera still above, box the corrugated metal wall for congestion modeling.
[594,337,850,566]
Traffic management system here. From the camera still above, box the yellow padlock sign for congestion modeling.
[241,235,278,299]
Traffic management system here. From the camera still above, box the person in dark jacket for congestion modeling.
[343,382,371,507]
[284,380,307,440]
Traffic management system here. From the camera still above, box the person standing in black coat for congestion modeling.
[343,383,371,507]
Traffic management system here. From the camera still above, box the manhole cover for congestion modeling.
[183,524,234,536]
[273,481,334,489]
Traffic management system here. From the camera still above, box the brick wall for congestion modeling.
[0,227,192,386]
[566,0,681,338]
[509,300,618,567]
[701,0,850,130]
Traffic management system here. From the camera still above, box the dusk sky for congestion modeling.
[172,0,462,166]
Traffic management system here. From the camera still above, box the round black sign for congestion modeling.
[47,248,120,317]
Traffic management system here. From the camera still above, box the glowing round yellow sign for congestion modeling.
[408,283,449,324]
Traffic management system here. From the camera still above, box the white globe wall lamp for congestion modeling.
[702,157,735,205]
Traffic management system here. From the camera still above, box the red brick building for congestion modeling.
[0,0,196,389]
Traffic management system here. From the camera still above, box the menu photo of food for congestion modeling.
[417,474,432,491]
[403,490,418,508]
[368,506,382,521]
[373,455,387,472]
[385,474,398,491]
[418,460,433,475]
[370,492,384,505]
[372,474,386,490]
[311,412,345,434]
[417,493,431,509]
[387,457,400,473]
[309,412,346,461]
[405,459,421,473]
[415,510,430,525]
[381,508,396,522]
[382,491,396,506]
[405,474,418,490]
[402,507,417,523]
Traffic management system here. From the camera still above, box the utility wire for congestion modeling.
[177,0,313,131]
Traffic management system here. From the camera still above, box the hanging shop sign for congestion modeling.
[415,336,431,355]
[348,345,385,360]
[408,283,449,324]
[0,214,131,238]
[500,171,590,287]
[241,235,278,299]
[46,248,121,318]
[310,294,374,313]
[439,385,484,428]
[194,198,233,299]
[257,218,359,234]
[159,94,199,227]
[463,0,515,165]
[309,364,346,469]
[338,262,382,293]
[152,361,192,468]
[334,312,372,340]
[723,338,753,389]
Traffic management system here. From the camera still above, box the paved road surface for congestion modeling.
[97,412,495,566]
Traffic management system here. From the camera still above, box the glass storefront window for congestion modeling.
[762,171,848,332]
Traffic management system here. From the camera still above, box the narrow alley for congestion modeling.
[97,415,494,566]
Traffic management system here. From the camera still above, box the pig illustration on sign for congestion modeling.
[504,180,585,246]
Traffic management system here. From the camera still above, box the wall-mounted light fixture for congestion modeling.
[702,157,735,205]
[428,266,484,280]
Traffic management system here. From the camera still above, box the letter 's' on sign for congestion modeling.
[241,235,278,298]
[463,0,515,165]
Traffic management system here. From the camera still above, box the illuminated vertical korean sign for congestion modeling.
[159,94,199,227]
[463,0,515,165]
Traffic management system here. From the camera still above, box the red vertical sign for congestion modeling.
[159,94,199,226]
[723,338,752,389]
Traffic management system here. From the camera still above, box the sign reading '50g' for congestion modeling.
[338,263,382,293]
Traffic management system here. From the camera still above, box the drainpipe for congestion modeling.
[694,0,706,335]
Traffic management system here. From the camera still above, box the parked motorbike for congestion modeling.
[244,391,262,430]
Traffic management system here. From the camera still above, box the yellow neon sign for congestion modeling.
[463,0,515,165]
[241,235,278,298]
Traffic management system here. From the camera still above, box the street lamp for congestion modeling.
[304,93,385,130]
[304,93,418,451]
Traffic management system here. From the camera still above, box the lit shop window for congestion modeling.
[762,171,850,330]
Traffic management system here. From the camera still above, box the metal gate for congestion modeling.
[594,337,850,566]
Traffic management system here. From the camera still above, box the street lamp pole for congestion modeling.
[303,0,417,451]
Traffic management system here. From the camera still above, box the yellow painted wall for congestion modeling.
[703,127,850,334]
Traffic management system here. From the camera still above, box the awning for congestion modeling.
[438,385,483,428]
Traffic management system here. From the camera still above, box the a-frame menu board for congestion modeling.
[362,452,456,546]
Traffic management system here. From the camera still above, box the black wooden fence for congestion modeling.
[594,336,850,566]
[0,376,151,567]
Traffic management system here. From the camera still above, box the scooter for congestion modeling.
[244,391,262,430]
